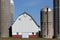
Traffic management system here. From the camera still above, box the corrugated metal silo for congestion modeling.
[53,0,60,38]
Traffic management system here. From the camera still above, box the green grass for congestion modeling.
[0,38,60,40]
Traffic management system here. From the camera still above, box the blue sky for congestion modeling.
[14,0,53,26]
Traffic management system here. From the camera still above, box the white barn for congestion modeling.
[12,12,40,38]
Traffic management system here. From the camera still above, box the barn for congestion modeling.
[12,12,40,38]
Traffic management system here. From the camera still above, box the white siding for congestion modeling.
[12,13,39,34]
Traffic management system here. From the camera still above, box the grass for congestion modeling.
[0,38,60,40]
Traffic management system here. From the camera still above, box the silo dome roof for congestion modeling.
[10,0,14,5]
[41,7,52,12]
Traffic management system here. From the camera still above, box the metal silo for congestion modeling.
[41,7,53,38]
[53,0,60,38]
[0,0,10,37]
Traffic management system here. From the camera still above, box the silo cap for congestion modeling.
[41,7,52,12]
[10,0,14,5]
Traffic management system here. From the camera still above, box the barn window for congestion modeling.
[19,18,21,20]
[32,32,34,35]
[17,32,19,35]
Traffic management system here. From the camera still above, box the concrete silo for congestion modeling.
[0,0,10,37]
[9,0,14,37]
[10,0,14,26]
[41,7,53,38]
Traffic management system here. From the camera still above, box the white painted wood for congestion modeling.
[22,33,29,38]
[12,33,17,35]
[12,12,40,38]
[12,13,39,33]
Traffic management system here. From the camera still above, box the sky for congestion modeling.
[14,0,53,26]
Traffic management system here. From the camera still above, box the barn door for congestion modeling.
[22,33,29,38]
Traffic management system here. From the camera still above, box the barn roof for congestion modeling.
[18,12,40,28]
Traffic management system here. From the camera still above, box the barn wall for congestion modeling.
[12,32,39,38]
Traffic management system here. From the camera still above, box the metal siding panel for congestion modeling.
[53,0,59,37]
[59,0,60,34]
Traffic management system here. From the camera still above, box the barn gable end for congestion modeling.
[12,12,40,38]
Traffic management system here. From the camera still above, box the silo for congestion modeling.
[10,0,14,26]
[0,0,10,37]
[9,0,14,37]
[53,0,60,38]
[41,7,53,38]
